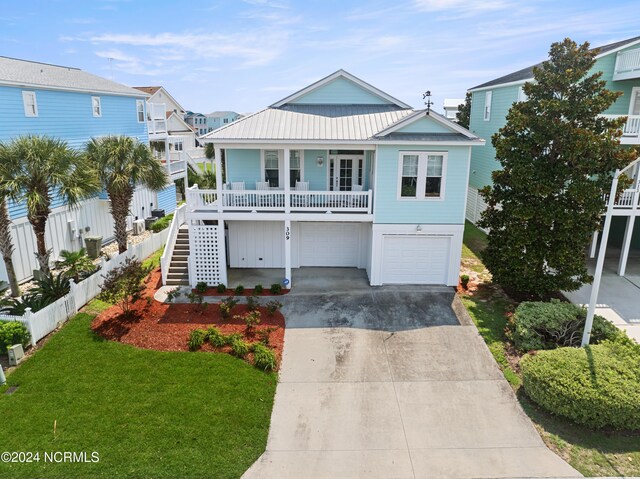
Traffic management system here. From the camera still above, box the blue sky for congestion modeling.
[2,0,639,114]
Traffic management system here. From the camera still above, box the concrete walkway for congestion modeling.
[243,285,579,479]
[564,248,640,342]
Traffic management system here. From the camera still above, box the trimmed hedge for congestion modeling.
[521,339,640,430]
[0,321,31,352]
[150,213,173,233]
[508,299,620,352]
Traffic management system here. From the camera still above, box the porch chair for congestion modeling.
[349,184,364,209]
[255,181,271,207]
[294,181,310,207]
[230,181,247,207]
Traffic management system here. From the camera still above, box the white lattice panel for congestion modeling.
[190,224,223,285]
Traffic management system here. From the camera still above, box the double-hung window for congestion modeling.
[483,91,492,121]
[290,150,301,187]
[22,91,38,117]
[92,96,102,117]
[136,100,145,122]
[264,150,280,187]
[398,152,447,200]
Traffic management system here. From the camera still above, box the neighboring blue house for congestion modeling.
[169,70,484,287]
[205,111,241,132]
[0,56,176,283]
[184,112,208,136]
[465,36,640,274]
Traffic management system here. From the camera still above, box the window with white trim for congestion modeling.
[484,91,492,121]
[264,150,279,187]
[290,150,301,187]
[398,152,447,200]
[92,96,102,117]
[22,91,38,117]
[136,100,145,122]
[517,86,528,102]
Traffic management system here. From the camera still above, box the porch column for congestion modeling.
[618,216,635,276]
[284,147,291,213]
[218,219,228,286]
[589,230,599,258]
[214,147,223,212]
[284,220,292,289]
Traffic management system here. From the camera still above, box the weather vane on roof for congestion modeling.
[423,91,433,113]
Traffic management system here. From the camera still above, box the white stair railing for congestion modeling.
[160,203,186,285]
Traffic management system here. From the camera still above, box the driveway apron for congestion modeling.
[242,288,580,479]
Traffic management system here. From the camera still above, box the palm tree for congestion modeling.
[0,197,20,297]
[0,135,100,274]
[86,136,168,254]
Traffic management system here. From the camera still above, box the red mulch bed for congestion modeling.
[195,287,290,297]
[91,269,285,365]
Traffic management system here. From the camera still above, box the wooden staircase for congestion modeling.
[166,226,190,286]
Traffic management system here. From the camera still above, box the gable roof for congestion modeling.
[0,56,146,97]
[134,85,185,112]
[375,109,480,140]
[270,69,412,109]
[470,36,640,91]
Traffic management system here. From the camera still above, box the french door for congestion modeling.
[329,155,364,191]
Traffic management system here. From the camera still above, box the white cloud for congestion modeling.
[413,0,512,12]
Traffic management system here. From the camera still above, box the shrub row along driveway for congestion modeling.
[243,287,580,479]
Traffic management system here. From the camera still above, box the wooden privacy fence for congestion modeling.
[0,228,169,347]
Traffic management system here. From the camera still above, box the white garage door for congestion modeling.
[228,221,284,268]
[299,223,360,267]
[381,235,450,284]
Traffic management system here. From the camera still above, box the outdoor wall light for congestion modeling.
[317,156,324,167]
[416,225,423,232]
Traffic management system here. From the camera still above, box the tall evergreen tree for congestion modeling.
[456,92,471,128]
[479,38,636,299]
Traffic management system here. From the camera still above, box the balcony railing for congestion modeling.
[602,115,640,144]
[147,102,167,137]
[613,49,640,81]
[610,188,640,209]
[186,186,372,214]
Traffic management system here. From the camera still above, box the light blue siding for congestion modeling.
[1,85,148,220]
[374,145,470,224]
[303,150,328,190]
[226,149,262,187]
[290,77,392,105]
[157,184,177,215]
[396,116,452,134]
[595,45,640,115]
[468,85,520,189]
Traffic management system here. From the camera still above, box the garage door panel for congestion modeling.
[382,236,450,284]
[300,223,360,267]
[229,222,284,268]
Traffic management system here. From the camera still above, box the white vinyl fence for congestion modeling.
[0,228,169,347]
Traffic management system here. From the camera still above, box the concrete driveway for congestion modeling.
[243,283,579,479]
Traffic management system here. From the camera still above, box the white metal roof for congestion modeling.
[0,56,146,97]
[201,104,415,142]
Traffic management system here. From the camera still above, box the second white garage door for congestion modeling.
[299,223,361,267]
[381,235,450,284]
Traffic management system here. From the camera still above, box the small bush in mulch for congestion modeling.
[254,284,263,294]
[522,338,640,430]
[265,300,282,316]
[253,343,277,371]
[188,329,206,351]
[269,283,282,295]
[230,337,250,358]
[193,285,289,297]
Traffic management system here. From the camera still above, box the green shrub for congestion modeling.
[0,321,31,351]
[522,339,640,430]
[230,337,249,358]
[187,329,206,351]
[55,248,96,282]
[253,343,277,371]
[165,288,182,303]
[508,299,620,352]
[265,300,282,316]
[257,326,277,346]
[235,311,261,334]
[99,257,149,318]
[219,296,238,319]
[216,283,226,293]
[195,282,208,294]
[32,273,70,304]
[225,332,243,346]
[254,284,264,294]
[460,274,470,289]
[205,327,226,348]
[186,291,207,312]
[1,294,51,315]
[246,295,260,312]
[269,283,282,295]
[234,285,245,295]
[150,213,173,233]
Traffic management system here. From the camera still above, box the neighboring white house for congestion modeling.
[161,70,485,288]
[443,98,464,121]
[134,86,208,178]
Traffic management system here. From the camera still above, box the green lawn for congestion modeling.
[198,162,213,173]
[461,221,640,477]
[0,309,276,478]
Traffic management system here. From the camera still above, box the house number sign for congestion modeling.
[285,226,290,240]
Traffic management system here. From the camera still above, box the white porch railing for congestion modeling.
[147,102,167,136]
[160,203,186,285]
[186,186,372,213]
[602,114,640,143]
[610,188,640,209]
[613,49,640,81]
